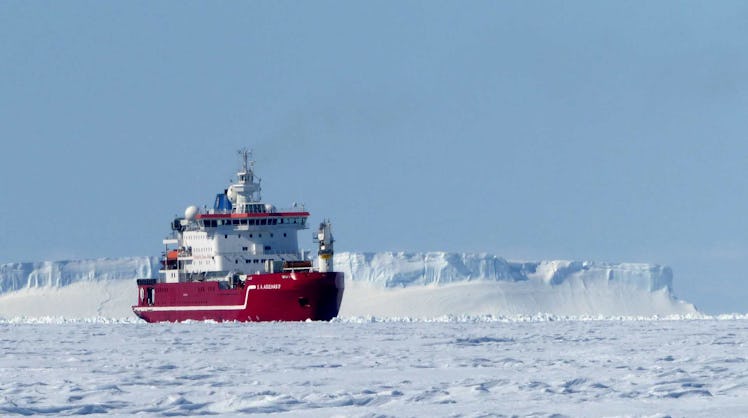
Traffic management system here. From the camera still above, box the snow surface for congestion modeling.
[1,318,747,416]
[0,252,696,319]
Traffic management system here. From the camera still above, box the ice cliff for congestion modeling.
[0,257,160,293]
[0,252,697,318]
[335,252,674,292]
[334,252,694,317]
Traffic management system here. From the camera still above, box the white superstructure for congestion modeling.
[160,149,332,284]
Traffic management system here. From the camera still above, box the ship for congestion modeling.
[132,149,344,322]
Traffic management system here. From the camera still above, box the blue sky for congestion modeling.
[1,2,747,313]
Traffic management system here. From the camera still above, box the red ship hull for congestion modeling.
[132,272,344,322]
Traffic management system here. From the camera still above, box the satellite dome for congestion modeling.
[226,185,237,203]
[184,205,199,220]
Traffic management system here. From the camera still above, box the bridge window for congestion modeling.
[247,204,266,214]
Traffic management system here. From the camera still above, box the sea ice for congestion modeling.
[1,318,747,416]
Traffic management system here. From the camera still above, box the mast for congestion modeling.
[227,148,262,211]
[238,148,254,184]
